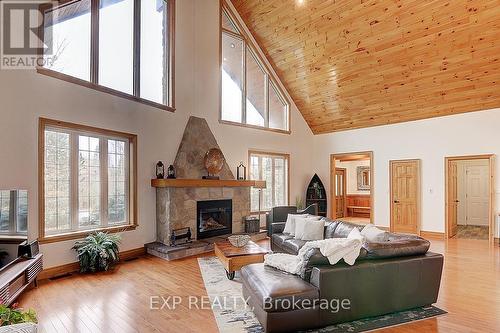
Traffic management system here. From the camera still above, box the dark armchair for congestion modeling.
[266,204,318,237]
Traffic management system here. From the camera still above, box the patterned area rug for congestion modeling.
[198,257,446,333]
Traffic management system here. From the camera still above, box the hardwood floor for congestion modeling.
[18,238,500,333]
[340,217,371,224]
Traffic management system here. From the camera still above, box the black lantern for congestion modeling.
[237,161,246,180]
[156,161,165,179]
[167,165,176,179]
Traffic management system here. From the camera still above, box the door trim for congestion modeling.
[330,151,374,223]
[335,168,347,218]
[444,154,494,241]
[389,159,421,234]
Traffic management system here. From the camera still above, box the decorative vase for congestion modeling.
[203,148,225,179]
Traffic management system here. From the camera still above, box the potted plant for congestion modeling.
[0,303,37,326]
[72,232,121,273]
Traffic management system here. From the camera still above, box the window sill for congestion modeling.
[38,224,137,245]
[37,67,175,112]
[219,120,291,135]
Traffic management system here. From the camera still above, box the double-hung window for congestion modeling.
[39,0,175,110]
[221,2,290,133]
[249,151,289,212]
[39,118,137,243]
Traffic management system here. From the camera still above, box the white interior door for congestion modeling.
[465,165,489,226]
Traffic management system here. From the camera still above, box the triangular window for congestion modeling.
[220,1,290,133]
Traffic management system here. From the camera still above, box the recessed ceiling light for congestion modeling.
[230,43,235,48]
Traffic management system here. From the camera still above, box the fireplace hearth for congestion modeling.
[197,199,232,239]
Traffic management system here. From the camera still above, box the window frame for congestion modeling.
[38,118,138,244]
[248,150,290,213]
[220,1,291,134]
[37,0,175,112]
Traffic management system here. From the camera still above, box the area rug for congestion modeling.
[198,257,447,333]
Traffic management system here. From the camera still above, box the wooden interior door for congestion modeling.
[335,168,346,218]
[390,160,420,234]
[448,161,459,238]
[465,164,489,226]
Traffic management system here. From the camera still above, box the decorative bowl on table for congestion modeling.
[228,234,251,247]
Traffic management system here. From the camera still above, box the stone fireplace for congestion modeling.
[153,116,255,248]
[155,186,250,244]
[197,199,232,239]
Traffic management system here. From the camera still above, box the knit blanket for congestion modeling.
[264,237,363,275]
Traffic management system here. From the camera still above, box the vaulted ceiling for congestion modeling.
[231,0,500,134]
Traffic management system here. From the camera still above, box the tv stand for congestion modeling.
[0,254,43,305]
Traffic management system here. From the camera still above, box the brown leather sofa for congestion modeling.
[241,219,444,332]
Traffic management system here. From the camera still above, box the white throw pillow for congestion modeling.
[283,214,309,235]
[301,219,325,241]
[347,227,364,241]
[361,224,389,242]
[294,216,322,239]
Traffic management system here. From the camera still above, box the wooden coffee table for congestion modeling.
[214,240,269,280]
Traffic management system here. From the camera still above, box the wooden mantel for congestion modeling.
[151,179,266,188]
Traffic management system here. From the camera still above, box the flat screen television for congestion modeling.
[0,190,28,271]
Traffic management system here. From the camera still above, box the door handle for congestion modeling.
[393,200,400,203]
[454,200,459,203]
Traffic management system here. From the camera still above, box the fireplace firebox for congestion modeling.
[197,199,232,239]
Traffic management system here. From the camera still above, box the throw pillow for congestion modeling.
[361,224,390,242]
[301,219,325,241]
[283,213,309,235]
[347,227,364,241]
[294,216,322,239]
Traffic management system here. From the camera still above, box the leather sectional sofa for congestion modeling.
[241,215,444,332]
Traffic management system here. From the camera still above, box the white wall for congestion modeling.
[336,160,371,195]
[0,0,314,268]
[313,108,500,235]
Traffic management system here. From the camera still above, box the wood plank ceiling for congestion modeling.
[231,0,500,134]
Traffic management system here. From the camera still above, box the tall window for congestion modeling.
[40,0,175,110]
[221,3,290,133]
[39,118,137,242]
[249,151,289,212]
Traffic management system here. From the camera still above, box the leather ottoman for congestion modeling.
[241,263,320,333]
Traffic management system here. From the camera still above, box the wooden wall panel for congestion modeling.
[231,0,500,133]
[346,194,371,208]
